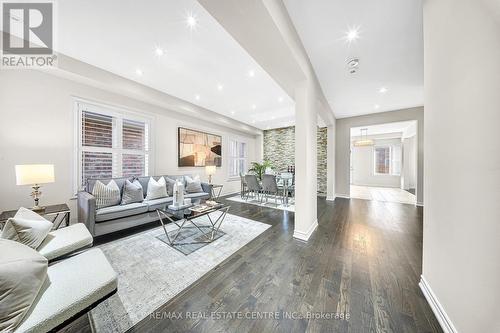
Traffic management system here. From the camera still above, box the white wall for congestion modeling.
[423,0,500,332]
[0,70,259,221]
[351,138,402,188]
[402,135,417,190]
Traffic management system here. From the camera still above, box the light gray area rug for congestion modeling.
[89,213,270,333]
[226,195,295,212]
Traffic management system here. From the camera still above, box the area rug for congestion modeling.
[226,195,295,212]
[89,213,270,332]
[156,226,226,255]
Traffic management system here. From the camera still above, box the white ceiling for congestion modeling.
[284,0,424,118]
[55,0,294,130]
[350,120,416,137]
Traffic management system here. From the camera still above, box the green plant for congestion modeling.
[248,160,272,181]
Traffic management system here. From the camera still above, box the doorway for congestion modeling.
[349,121,417,205]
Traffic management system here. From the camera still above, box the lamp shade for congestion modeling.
[205,165,216,176]
[15,164,55,185]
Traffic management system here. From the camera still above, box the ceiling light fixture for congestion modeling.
[231,110,235,115]
[343,26,360,44]
[154,46,164,57]
[217,84,223,91]
[248,70,255,77]
[251,104,256,110]
[379,87,388,93]
[374,104,380,109]
[354,128,374,147]
[186,12,198,30]
[135,69,143,76]
[278,97,283,103]
[195,94,200,101]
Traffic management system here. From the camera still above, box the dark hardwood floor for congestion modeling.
[60,196,442,333]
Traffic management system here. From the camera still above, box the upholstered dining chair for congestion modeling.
[262,174,283,205]
[244,174,262,201]
[239,172,247,199]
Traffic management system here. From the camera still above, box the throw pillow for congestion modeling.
[164,177,176,196]
[121,180,144,205]
[185,175,204,193]
[93,180,121,210]
[0,239,48,332]
[145,177,168,200]
[1,207,53,249]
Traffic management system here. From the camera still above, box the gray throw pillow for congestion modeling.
[1,207,53,249]
[164,177,176,196]
[93,180,121,210]
[121,180,144,205]
[0,239,48,332]
[185,175,204,193]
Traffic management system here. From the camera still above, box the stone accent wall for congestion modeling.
[263,126,328,195]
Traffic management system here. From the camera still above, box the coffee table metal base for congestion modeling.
[156,206,230,246]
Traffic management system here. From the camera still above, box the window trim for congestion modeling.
[73,98,154,193]
[373,144,401,176]
[227,137,248,181]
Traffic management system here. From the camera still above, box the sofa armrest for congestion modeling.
[77,191,96,236]
[201,182,213,198]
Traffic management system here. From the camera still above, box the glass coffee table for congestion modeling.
[156,203,230,246]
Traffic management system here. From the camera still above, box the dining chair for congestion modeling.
[244,174,262,201]
[261,174,283,205]
[239,172,247,199]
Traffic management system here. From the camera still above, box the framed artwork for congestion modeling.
[178,127,222,167]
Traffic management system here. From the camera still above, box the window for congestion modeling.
[374,144,401,176]
[76,102,151,189]
[228,139,247,178]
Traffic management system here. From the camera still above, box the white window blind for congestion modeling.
[77,103,151,189]
[228,140,247,178]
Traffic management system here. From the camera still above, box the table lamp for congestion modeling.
[205,165,216,184]
[15,164,55,211]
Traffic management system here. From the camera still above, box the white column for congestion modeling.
[326,125,335,201]
[293,80,318,241]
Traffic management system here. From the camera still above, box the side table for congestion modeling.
[0,204,70,230]
[211,184,223,200]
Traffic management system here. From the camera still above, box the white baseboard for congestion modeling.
[326,195,336,201]
[419,275,457,333]
[293,219,318,241]
[335,193,350,199]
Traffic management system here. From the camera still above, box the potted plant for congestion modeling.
[248,160,272,181]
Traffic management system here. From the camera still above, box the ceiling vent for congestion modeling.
[347,58,359,74]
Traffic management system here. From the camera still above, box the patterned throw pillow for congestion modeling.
[145,177,168,200]
[185,175,203,193]
[92,180,121,210]
[121,180,144,205]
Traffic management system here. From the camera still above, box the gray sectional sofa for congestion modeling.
[77,175,212,237]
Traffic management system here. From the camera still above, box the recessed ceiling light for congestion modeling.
[155,46,164,57]
[231,110,235,115]
[195,94,200,101]
[374,104,380,109]
[217,84,223,91]
[379,87,388,93]
[186,12,198,30]
[251,120,256,124]
[135,69,143,76]
[248,70,255,77]
[251,104,256,110]
[278,97,284,103]
[271,116,275,120]
[343,26,360,44]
